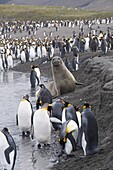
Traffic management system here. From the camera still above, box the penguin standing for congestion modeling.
[34,65,41,84]
[29,45,36,61]
[20,49,26,63]
[81,103,98,156]
[49,99,65,130]
[16,95,33,137]
[32,103,52,148]
[7,53,13,69]
[37,44,42,58]
[0,127,17,170]
[0,56,4,71]
[30,65,40,88]
[59,120,78,155]
[36,84,52,110]
[62,102,79,127]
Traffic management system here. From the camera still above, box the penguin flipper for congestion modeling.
[16,114,18,126]
[4,146,13,164]
[31,126,34,139]
[31,112,34,125]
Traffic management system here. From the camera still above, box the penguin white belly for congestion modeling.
[37,47,41,58]
[18,101,32,131]
[29,48,35,61]
[34,67,41,83]
[82,132,87,156]
[0,132,11,169]
[17,49,20,58]
[76,111,82,128]
[34,110,51,144]
[0,58,3,71]
[65,138,73,155]
[62,108,66,123]
[20,52,26,63]
[7,55,13,69]
[42,47,47,57]
[50,47,54,58]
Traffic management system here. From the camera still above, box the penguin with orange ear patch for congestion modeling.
[81,103,98,156]
[59,120,78,156]
[16,95,33,137]
[32,103,52,148]
[62,101,79,127]
[36,84,52,110]
[0,127,17,169]
[30,65,40,88]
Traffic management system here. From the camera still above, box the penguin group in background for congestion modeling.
[0,127,17,170]
[30,65,40,88]
[36,84,52,110]
[81,103,98,156]
[16,94,34,137]
[32,103,52,148]
[59,120,78,156]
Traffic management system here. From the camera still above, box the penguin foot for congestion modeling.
[22,131,25,138]
[37,143,41,149]
[80,155,86,158]
[44,143,50,147]
[57,150,64,157]
[25,131,30,137]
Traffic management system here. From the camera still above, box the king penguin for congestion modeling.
[49,99,65,130]
[81,103,98,156]
[59,120,78,156]
[0,127,17,170]
[30,65,40,88]
[36,84,52,110]
[32,103,52,148]
[16,94,34,137]
[62,101,79,127]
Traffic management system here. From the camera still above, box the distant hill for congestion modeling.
[0,0,113,11]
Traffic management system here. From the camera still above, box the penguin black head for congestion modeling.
[2,127,9,133]
[83,103,90,109]
[39,84,45,88]
[74,105,79,111]
[64,101,71,107]
[31,65,35,69]
[23,94,29,100]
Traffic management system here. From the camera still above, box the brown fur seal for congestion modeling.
[46,56,84,97]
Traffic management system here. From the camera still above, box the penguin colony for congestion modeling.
[0,79,99,169]
[14,70,98,169]
[0,17,113,72]
[3,17,113,168]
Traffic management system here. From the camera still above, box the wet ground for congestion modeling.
[0,71,60,170]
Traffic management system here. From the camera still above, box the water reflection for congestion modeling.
[0,71,55,170]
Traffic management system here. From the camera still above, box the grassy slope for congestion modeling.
[0,4,113,21]
[1,0,113,11]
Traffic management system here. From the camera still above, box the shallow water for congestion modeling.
[0,71,57,170]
